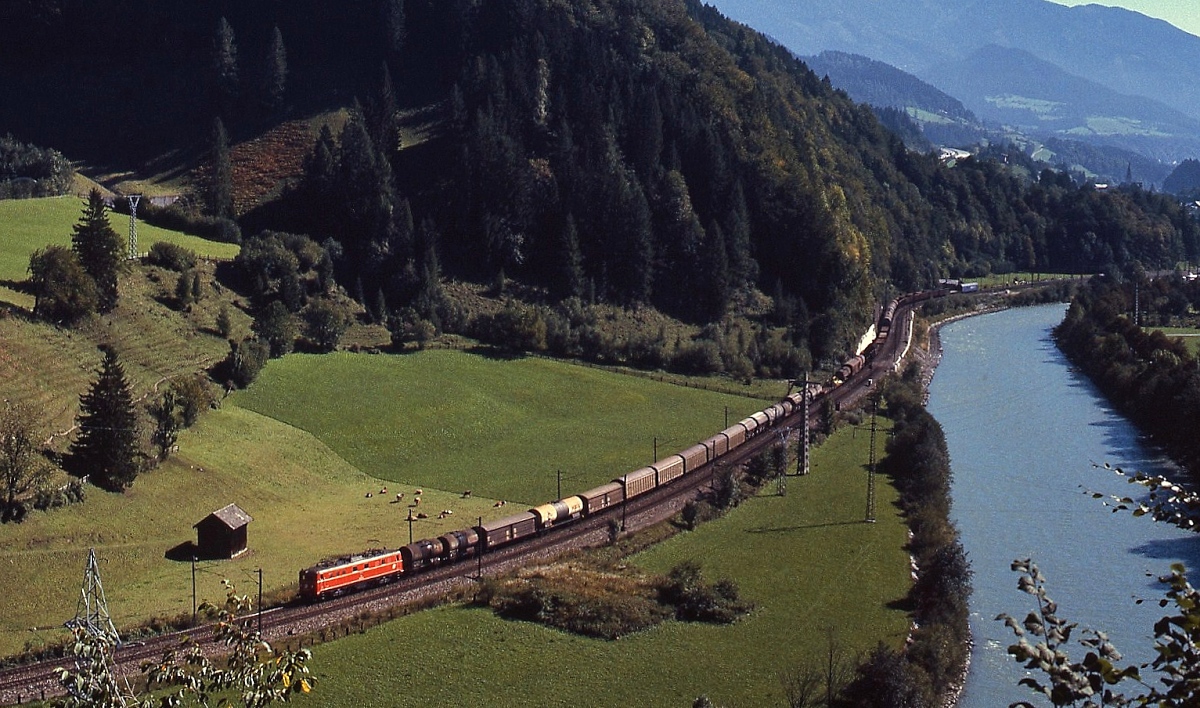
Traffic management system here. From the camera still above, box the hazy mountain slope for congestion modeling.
[709,0,1200,159]
[803,50,976,122]
[929,44,1200,161]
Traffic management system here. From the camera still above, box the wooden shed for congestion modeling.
[194,504,252,559]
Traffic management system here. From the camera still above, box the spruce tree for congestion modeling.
[335,107,395,260]
[71,189,122,312]
[555,214,584,300]
[701,221,731,320]
[261,26,287,114]
[208,117,235,220]
[381,0,406,55]
[365,62,400,156]
[212,16,240,115]
[71,346,140,492]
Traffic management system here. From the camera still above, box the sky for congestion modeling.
[1047,0,1200,37]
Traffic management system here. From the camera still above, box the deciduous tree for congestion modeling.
[302,297,352,353]
[0,400,51,522]
[29,245,98,323]
[253,300,298,357]
[147,389,180,462]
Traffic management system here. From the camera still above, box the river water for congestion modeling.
[926,304,1200,707]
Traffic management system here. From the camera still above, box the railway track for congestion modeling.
[0,300,921,706]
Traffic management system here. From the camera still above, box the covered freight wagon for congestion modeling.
[679,443,710,472]
[477,511,539,549]
[620,467,658,499]
[579,482,624,514]
[651,455,685,485]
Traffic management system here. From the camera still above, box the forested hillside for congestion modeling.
[4,0,1200,367]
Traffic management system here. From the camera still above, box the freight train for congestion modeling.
[297,289,947,601]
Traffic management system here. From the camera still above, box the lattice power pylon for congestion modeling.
[775,428,789,496]
[798,372,810,476]
[127,195,141,260]
[64,548,127,704]
[67,548,120,642]
[866,397,878,524]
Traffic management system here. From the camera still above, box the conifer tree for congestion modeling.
[724,181,758,291]
[207,117,235,220]
[381,0,406,55]
[212,16,240,115]
[701,221,731,320]
[71,346,140,492]
[70,189,122,312]
[554,214,584,300]
[335,107,396,260]
[364,62,400,156]
[261,25,287,114]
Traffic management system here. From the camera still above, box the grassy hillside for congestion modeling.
[0,350,768,658]
[0,196,240,309]
[0,259,245,438]
[300,422,910,708]
[235,350,769,504]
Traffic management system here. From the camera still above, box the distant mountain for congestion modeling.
[929,44,1200,162]
[1040,138,1171,186]
[1164,160,1200,196]
[710,0,1200,161]
[797,48,1171,184]
[803,51,975,122]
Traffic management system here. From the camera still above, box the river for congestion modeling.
[925,304,1200,706]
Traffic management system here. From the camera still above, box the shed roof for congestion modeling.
[196,503,253,530]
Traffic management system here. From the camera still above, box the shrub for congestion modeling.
[221,338,271,389]
[146,242,198,271]
[111,201,241,244]
[657,561,753,624]
[671,339,722,374]
[478,565,670,639]
[32,479,85,511]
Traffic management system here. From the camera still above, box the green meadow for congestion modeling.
[0,196,240,308]
[234,350,767,505]
[0,350,768,657]
[302,421,910,707]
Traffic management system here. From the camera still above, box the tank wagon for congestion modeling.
[297,289,947,601]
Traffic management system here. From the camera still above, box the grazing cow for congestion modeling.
[413,496,421,507]
[417,512,428,519]
[396,493,404,503]
[462,490,472,498]
[493,500,506,508]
